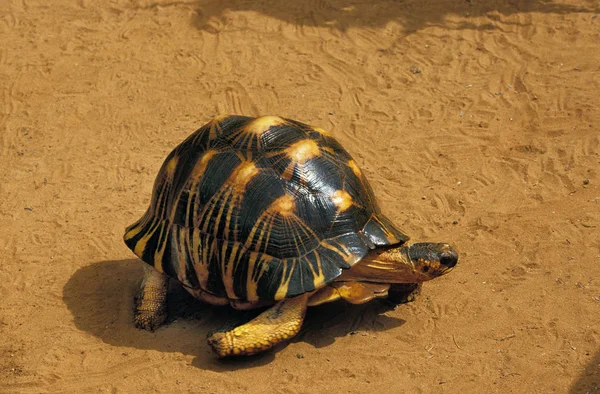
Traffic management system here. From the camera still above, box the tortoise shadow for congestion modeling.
[189,0,598,33]
[63,259,405,370]
[569,350,600,393]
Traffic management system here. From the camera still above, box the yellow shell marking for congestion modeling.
[165,155,179,177]
[176,227,191,284]
[348,160,361,177]
[152,223,170,272]
[190,228,209,289]
[222,242,241,299]
[133,232,150,257]
[270,194,296,217]
[285,139,320,164]
[312,126,331,136]
[274,262,294,300]
[174,150,218,223]
[320,238,355,264]
[208,116,230,139]
[332,190,353,211]
[371,215,400,244]
[192,150,217,178]
[123,222,144,241]
[245,253,261,301]
[245,253,271,301]
[212,114,231,123]
[322,146,335,155]
[133,225,163,273]
[230,161,259,190]
[308,251,326,288]
[245,116,285,135]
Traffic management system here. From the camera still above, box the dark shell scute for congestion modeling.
[260,124,309,151]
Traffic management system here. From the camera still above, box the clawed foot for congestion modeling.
[134,295,167,331]
[134,266,169,331]
[207,294,309,358]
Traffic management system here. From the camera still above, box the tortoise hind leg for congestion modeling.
[134,265,169,330]
[207,293,309,358]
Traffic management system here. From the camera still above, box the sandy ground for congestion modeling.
[1,0,600,392]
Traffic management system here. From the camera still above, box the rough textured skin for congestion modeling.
[307,281,391,307]
[134,267,169,331]
[207,294,309,358]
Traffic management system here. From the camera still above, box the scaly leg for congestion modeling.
[308,282,391,306]
[207,293,309,358]
[134,265,169,330]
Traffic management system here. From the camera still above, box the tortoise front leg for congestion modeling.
[207,293,309,358]
[387,283,422,304]
[134,265,169,330]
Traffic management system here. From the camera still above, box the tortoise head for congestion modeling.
[402,242,458,280]
[338,242,458,283]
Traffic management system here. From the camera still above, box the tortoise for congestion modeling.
[123,115,458,358]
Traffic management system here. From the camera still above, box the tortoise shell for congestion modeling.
[124,115,409,302]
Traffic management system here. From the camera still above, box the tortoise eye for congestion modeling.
[422,265,430,273]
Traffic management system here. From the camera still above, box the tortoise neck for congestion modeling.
[336,244,418,283]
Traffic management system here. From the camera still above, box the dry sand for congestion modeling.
[1,0,599,392]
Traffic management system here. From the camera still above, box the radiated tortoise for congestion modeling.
[123,115,458,358]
